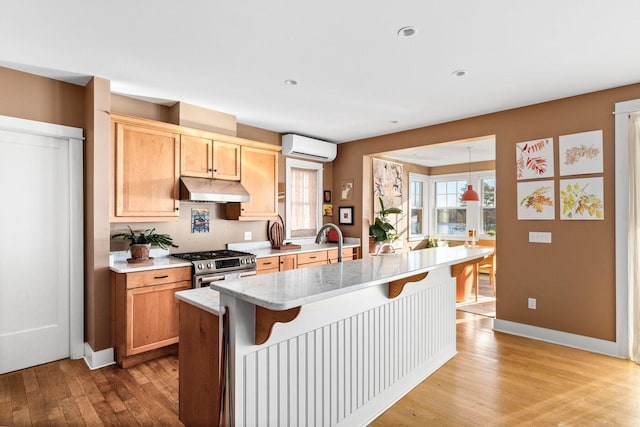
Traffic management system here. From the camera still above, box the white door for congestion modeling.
[0,117,83,374]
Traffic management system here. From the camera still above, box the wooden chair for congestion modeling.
[476,239,496,296]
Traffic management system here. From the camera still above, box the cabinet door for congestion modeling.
[180,135,213,178]
[212,141,240,180]
[114,122,180,218]
[228,146,278,220]
[126,281,191,355]
[279,255,297,271]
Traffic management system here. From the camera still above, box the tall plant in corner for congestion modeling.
[369,197,403,244]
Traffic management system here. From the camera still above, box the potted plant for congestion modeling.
[112,226,178,261]
[369,197,402,253]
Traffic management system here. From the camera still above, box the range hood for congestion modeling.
[179,176,250,203]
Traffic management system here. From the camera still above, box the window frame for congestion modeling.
[284,158,323,240]
[408,172,429,241]
[429,170,496,240]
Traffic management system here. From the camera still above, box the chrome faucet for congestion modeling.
[315,223,343,262]
[375,242,396,256]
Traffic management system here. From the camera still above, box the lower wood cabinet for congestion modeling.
[256,256,280,275]
[297,250,328,269]
[111,267,191,368]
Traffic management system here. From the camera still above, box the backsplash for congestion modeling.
[109,202,270,254]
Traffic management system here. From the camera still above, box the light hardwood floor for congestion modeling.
[2,311,639,426]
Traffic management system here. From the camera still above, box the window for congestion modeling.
[481,178,496,234]
[285,158,323,238]
[429,171,496,238]
[434,179,468,236]
[409,173,429,240]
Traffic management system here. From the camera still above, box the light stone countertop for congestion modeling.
[248,242,360,258]
[109,256,192,273]
[210,246,493,311]
[175,287,221,316]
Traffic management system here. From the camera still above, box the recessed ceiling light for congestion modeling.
[397,26,417,38]
[389,120,399,124]
[284,79,298,86]
[451,70,467,77]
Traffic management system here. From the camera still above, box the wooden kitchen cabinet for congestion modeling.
[111,267,191,367]
[111,115,180,221]
[328,247,355,263]
[297,250,328,269]
[279,254,297,271]
[226,145,279,220]
[257,256,280,275]
[180,134,240,180]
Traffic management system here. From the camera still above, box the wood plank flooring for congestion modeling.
[0,355,181,426]
[2,310,639,426]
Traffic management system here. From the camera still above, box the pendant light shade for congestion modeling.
[461,147,480,202]
[461,184,480,201]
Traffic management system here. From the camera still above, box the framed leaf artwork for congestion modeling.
[516,138,554,180]
[559,130,603,176]
[559,177,604,220]
[517,180,555,220]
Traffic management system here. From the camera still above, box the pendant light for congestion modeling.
[461,147,480,202]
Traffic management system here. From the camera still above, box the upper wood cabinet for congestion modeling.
[226,145,279,221]
[112,119,180,221]
[180,135,240,181]
[110,113,280,222]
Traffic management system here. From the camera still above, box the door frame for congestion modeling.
[614,99,640,359]
[0,115,84,359]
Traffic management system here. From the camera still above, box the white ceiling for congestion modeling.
[1,1,639,145]
[384,136,495,167]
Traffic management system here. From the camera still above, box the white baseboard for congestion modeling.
[493,319,627,359]
[82,343,116,370]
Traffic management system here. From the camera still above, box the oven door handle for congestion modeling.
[198,274,226,286]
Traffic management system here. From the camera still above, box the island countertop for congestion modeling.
[210,246,492,310]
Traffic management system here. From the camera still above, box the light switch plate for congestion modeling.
[244,231,252,241]
[529,231,552,243]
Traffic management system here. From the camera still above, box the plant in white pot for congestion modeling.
[112,226,178,262]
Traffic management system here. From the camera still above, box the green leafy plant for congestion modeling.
[369,197,403,244]
[111,226,178,249]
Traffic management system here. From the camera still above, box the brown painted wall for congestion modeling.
[335,83,640,342]
[85,77,112,350]
[0,66,85,128]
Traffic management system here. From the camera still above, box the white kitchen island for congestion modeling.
[208,246,492,427]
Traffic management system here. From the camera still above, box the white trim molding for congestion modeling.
[83,343,115,370]
[493,319,621,358]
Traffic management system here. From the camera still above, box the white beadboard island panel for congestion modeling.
[217,247,490,426]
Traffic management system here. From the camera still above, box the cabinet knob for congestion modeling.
[175,207,179,211]
[208,168,213,172]
[213,168,218,172]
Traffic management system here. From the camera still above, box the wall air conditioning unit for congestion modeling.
[281,133,337,162]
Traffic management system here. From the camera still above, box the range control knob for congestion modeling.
[240,258,246,265]
[207,263,212,269]
[197,263,203,270]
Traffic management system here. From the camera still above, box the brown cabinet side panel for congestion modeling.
[179,302,221,427]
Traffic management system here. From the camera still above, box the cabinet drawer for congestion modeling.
[257,256,280,271]
[297,251,327,265]
[328,248,354,261]
[126,267,192,289]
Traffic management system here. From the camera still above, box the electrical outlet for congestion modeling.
[528,298,537,310]
[244,231,252,241]
[529,232,552,243]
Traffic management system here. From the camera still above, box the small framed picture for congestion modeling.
[340,179,354,201]
[338,206,354,225]
[323,204,333,216]
[323,190,332,203]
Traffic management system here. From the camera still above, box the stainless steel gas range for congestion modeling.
[171,249,257,288]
